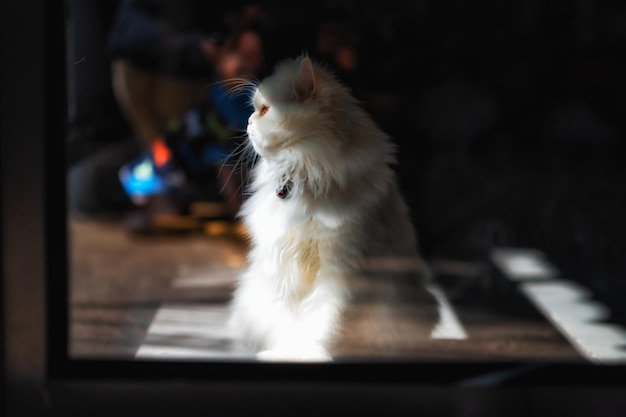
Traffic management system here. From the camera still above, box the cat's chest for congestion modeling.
[245,182,310,242]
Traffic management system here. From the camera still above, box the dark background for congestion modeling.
[67,0,626,324]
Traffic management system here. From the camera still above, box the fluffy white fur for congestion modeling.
[229,55,426,361]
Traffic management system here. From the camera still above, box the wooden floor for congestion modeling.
[69,216,582,362]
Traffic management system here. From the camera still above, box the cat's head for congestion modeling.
[246,54,354,158]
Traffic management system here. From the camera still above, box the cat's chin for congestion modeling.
[256,348,333,362]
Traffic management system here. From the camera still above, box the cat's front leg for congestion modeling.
[255,329,334,362]
[256,285,343,362]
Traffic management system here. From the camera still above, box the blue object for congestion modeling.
[119,152,183,200]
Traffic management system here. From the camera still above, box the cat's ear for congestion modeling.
[293,56,318,101]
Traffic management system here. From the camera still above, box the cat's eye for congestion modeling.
[259,105,269,116]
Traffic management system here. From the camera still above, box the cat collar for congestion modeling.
[276,175,293,199]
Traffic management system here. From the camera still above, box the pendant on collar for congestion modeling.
[276,175,293,199]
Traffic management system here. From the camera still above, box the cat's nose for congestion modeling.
[248,115,253,125]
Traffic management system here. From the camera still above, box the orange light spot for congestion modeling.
[152,137,171,167]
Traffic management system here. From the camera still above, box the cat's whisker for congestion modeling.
[199,78,236,93]
[214,78,258,105]
[216,135,257,202]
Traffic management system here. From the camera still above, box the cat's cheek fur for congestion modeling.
[246,124,263,155]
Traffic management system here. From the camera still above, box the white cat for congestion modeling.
[229,55,437,361]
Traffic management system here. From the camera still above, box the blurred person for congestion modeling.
[107,0,268,233]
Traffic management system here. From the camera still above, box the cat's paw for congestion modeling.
[256,349,288,361]
[256,347,332,362]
